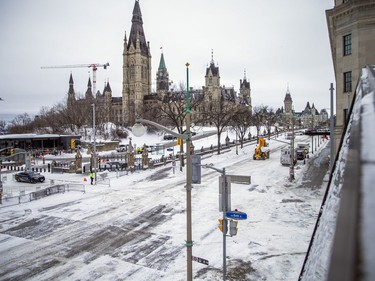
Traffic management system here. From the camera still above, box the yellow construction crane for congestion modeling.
[41,62,110,95]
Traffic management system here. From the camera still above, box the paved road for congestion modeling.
[0,138,330,280]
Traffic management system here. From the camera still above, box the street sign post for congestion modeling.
[226,211,248,220]
[226,175,251,185]
[192,256,209,265]
[219,175,231,212]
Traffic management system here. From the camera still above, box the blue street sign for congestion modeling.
[167,148,173,151]
[226,211,247,220]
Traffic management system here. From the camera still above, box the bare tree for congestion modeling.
[252,105,269,139]
[147,84,204,136]
[264,107,278,139]
[231,107,252,148]
[202,97,236,155]
[7,113,33,134]
[0,120,7,134]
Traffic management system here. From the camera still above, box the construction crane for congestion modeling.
[41,62,110,96]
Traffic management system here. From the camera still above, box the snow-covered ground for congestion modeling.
[0,131,330,280]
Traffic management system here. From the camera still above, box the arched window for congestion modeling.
[130,64,135,79]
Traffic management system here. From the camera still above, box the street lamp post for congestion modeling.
[289,111,295,182]
[132,62,193,281]
[92,103,97,184]
[329,83,335,173]
[185,63,193,281]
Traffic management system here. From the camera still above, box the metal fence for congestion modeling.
[0,182,85,208]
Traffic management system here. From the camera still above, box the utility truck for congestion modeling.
[280,147,297,166]
[253,138,270,160]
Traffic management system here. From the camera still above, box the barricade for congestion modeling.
[29,184,65,201]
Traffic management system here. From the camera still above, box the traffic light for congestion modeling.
[177,138,183,146]
[229,220,238,236]
[70,139,76,149]
[218,218,228,234]
[10,148,14,155]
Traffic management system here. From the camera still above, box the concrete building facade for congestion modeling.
[326,0,375,151]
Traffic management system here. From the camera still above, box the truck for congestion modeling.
[297,143,310,154]
[253,137,270,160]
[280,147,297,166]
[296,143,310,160]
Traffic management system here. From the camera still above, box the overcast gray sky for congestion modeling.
[0,0,335,121]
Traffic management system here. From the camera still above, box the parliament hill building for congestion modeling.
[67,0,252,127]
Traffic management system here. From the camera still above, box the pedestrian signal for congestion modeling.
[191,154,201,184]
[10,148,14,155]
[229,220,238,236]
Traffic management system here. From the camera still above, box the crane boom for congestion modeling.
[41,62,110,96]
[41,62,109,69]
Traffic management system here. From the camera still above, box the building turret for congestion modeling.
[122,0,152,125]
[205,50,220,88]
[67,73,76,109]
[85,77,94,100]
[239,69,252,112]
[284,86,293,116]
[156,50,169,92]
[203,50,221,104]
[103,81,112,122]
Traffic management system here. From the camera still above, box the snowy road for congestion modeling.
[0,135,329,280]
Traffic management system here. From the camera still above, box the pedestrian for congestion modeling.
[90,171,94,185]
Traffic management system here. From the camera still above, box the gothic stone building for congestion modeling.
[67,0,252,127]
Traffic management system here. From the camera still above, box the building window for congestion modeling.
[343,34,351,56]
[344,71,352,92]
[130,64,135,79]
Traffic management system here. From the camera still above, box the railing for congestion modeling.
[299,65,375,281]
[0,182,85,208]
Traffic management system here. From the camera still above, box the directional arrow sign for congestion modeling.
[226,211,247,220]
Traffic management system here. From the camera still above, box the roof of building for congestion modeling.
[127,0,148,56]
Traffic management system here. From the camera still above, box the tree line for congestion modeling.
[1,91,290,153]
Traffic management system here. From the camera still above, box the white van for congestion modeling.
[297,143,310,153]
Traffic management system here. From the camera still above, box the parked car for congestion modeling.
[101,161,127,171]
[163,134,176,140]
[15,171,45,183]
[116,144,128,152]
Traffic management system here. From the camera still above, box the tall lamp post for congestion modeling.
[92,103,97,184]
[289,110,295,182]
[132,63,193,281]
